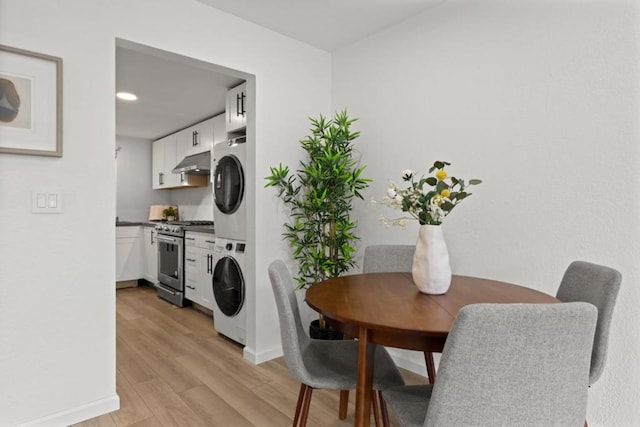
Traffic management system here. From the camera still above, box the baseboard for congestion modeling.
[243,344,283,364]
[17,394,120,427]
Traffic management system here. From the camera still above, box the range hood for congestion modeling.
[172,151,210,175]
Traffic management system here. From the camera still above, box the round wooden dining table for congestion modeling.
[305,272,559,427]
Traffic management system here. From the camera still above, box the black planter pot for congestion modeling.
[309,319,343,340]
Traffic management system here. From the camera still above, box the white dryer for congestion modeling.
[211,237,246,345]
[212,136,246,241]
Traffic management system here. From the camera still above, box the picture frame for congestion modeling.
[0,45,63,157]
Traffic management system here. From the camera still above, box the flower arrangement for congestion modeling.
[378,160,481,227]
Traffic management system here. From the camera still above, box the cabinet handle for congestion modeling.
[236,93,241,117]
[207,253,213,274]
[186,258,196,262]
[205,240,214,244]
[192,130,199,147]
[240,92,246,117]
[150,231,155,245]
[185,237,196,241]
[159,172,164,185]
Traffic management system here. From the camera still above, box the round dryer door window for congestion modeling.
[214,155,244,214]
[213,256,245,317]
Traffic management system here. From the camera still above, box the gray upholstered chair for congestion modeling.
[362,245,438,384]
[382,302,597,427]
[556,261,622,386]
[363,244,415,274]
[268,259,405,427]
[556,261,622,427]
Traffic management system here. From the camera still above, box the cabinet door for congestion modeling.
[152,139,165,189]
[163,133,179,188]
[212,113,226,144]
[143,227,158,284]
[182,119,214,157]
[225,83,247,133]
[116,227,143,281]
[184,246,200,303]
[199,250,215,310]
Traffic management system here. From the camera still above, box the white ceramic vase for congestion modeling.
[412,224,452,294]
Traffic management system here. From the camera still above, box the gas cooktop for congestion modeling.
[155,220,214,236]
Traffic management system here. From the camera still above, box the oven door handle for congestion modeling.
[157,235,180,244]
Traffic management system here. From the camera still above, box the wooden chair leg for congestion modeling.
[378,390,390,427]
[299,385,313,427]
[293,384,307,426]
[424,351,437,384]
[372,390,381,427]
[338,390,349,419]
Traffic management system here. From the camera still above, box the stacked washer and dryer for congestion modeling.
[211,135,247,345]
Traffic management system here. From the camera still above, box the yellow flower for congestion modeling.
[435,169,447,180]
[440,189,451,198]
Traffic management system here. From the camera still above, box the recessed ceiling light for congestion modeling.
[116,92,138,101]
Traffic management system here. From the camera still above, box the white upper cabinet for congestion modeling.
[152,134,178,189]
[152,131,207,190]
[179,118,215,157]
[212,113,226,144]
[225,82,247,133]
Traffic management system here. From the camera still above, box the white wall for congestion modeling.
[116,136,171,221]
[0,0,330,424]
[333,0,639,425]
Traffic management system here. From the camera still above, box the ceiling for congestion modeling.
[116,44,244,140]
[116,0,443,140]
[196,0,444,52]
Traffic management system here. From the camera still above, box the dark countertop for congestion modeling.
[116,221,159,227]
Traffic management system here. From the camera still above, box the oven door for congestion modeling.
[157,234,183,292]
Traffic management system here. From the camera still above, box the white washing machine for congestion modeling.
[211,237,246,345]
[212,136,246,241]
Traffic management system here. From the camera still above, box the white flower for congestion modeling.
[387,187,397,199]
[401,169,413,180]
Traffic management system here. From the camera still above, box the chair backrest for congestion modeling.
[556,260,622,385]
[268,259,313,384]
[363,244,415,273]
[424,302,597,427]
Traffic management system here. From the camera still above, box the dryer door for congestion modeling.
[213,155,244,215]
[212,255,245,317]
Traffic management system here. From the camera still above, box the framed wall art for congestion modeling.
[0,45,63,157]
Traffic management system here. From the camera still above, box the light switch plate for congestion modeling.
[32,190,62,213]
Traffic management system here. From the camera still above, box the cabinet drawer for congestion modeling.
[198,235,216,250]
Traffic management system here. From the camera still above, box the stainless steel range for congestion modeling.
[155,220,214,306]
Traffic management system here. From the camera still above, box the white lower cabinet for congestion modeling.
[116,226,143,282]
[143,226,158,284]
[184,232,215,310]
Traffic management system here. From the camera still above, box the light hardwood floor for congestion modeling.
[74,285,428,427]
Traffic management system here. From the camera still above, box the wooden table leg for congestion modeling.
[424,351,436,384]
[355,327,375,427]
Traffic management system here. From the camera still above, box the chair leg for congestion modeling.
[299,385,313,427]
[339,390,349,419]
[293,384,307,427]
[293,384,314,427]
[424,351,437,384]
[378,390,390,427]
[372,390,381,427]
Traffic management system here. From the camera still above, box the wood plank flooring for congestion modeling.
[73,285,428,427]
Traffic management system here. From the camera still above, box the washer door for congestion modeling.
[213,255,245,317]
[214,154,244,214]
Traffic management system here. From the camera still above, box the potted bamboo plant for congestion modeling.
[265,110,371,337]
